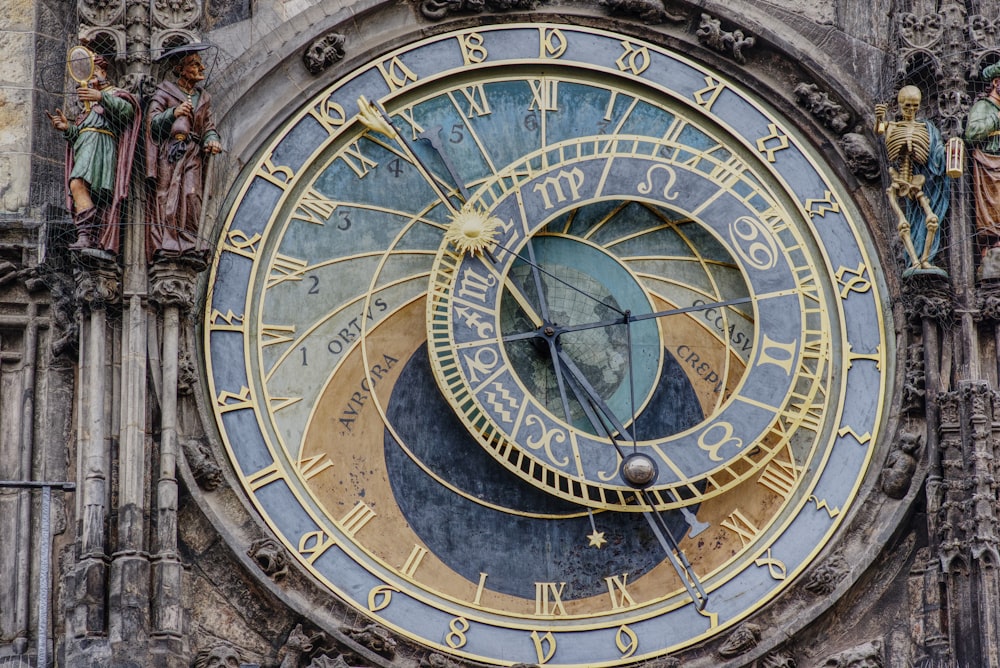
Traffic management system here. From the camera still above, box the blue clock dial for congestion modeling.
[204,23,889,666]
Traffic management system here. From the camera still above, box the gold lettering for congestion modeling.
[400,544,428,577]
[459,32,488,65]
[693,75,725,111]
[257,155,296,188]
[756,123,790,162]
[805,190,841,218]
[755,548,787,580]
[446,617,470,649]
[216,386,253,413]
[473,572,488,605]
[529,78,559,112]
[292,189,338,225]
[757,453,800,500]
[698,421,743,462]
[616,40,650,75]
[209,309,245,332]
[298,529,336,564]
[532,168,585,209]
[605,573,636,610]
[298,453,335,480]
[835,263,873,299]
[539,28,567,59]
[721,509,759,547]
[534,582,567,616]
[457,83,492,118]
[368,585,398,611]
[246,462,283,491]
[616,624,638,658]
[340,140,378,178]
[222,229,262,260]
[260,323,296,347]
[756,334,797,374]
[308,96,346,134]
[377,56,418,91]
[267,254,310,287]
[531,630,557,664]
[340,501,376,536]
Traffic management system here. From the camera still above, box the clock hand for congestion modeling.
[357,97,461,215]
[557,347,709,608]
[500,295,753,343]
[639,491,709,611]
[555,347,710,537]
[417,125,471,201]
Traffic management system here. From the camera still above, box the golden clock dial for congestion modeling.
[204,24,889,666]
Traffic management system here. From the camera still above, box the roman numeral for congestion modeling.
[605,573,636,610]
[339,502,376,536]
[534,582,567,616]
[721,509,759,548]
[400,545,428,577]
[340,140,378,178]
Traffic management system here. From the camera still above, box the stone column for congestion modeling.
[149,258,202,666]
[108,293,150,661]
[66,262,120,659]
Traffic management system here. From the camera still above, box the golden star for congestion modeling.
[588,530,607,549]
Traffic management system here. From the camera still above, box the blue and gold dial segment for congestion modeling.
[205,24,889,666]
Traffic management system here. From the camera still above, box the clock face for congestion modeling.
[204,24,889,666]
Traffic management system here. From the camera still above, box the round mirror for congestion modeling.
[67,46,95,84]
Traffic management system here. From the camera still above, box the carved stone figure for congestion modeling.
[840,132,881,182]
[805,553,847,595]
[46,50,141,258]
[822,640,883,667]
[182,437,223,490]
[696,13,755,64]
[303,31,346,75]
[192,643,241,668]
[248,537,289,580]
[146,44,222,262]
[794,81,851,133]
[278,623,314,668]
[600,0,685,24]
[881,428,921,499]
[342,623,396,658]
[875,86,950,275]
[718,622,760,657]
[964,63,1000,278]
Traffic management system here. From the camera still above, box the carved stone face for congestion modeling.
[897,86,921,121]
[194,645,240,668]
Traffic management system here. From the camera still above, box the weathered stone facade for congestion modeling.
[5,0,1000,666]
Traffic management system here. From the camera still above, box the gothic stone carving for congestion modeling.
[760,650,797,667]
[822,639,883,667]
[192,643,242,667]
[696,13,755,64]
[794,82,851,134]
[182,437,224,490]
[804,553,847,595]
[248,537,290,580]
[599,0,684,25]
[278,623,315,668]
[881,428,922,498]
[303,31,346,75]
[901,337,926,414]
[74,263,122,310]
[718,622,761,658]
[342,623,396,659]
[418,0,537,21]
[307,655,350,668]
[839,132,881,182]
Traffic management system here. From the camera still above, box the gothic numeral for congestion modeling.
[340,140,378,178]
[529,78,559,112]
[616,40,650,75]
[534,582,568,616]
[292,189,338,225]
[377,56,418,91]
[605,573,636,610]
[339,501,376,536]
[721,508,759,547]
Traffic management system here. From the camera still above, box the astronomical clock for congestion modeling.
[204,23,890,666]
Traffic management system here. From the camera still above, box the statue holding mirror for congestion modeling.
[45,45,141,258]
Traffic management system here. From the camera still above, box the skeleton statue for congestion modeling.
[875,85,950,274]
